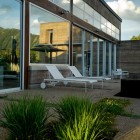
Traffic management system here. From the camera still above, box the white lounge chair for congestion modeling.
[112,69,129,79]
[40,65,98,92]
[67,66,111,88]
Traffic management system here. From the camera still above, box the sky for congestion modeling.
[104,0,140,40]
[0,0,20,29]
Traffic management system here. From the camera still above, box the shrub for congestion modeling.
[0,95,50,140]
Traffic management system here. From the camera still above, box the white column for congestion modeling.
[113,44,116,71]
[89,35,93,76]
[82,30,85,76]
[97,38,99,77]
[0,66,3,87]
[103,40,106,77]
[108,42,112,76]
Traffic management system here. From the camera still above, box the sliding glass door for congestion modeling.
[72,26,92,76]
[0,0,22,91]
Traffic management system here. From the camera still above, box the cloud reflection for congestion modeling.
[107,0,140,21]
[0,5,12,15]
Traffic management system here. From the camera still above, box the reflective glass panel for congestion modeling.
[84,13,94,25]
[101,24,107,33]
[92,37,98,76]
[99,39,103,76]
[112,24,116,32]
[94,10,100,21]
[72,26,82,73]
[85,3,93,16]
[116,28,119,34]
[107,21,112,29]
[30,4,69,64]
[73,5,84,19]
[101,16,107,25]
[73,0,85,10]
[94,19,101,29]
[116,33,119,40]
[0,0,21,90]
[84,31,91,76]
[107,28,112,36]
[49,0,70,11]
[112,31,115,38]
[72,0,120,40]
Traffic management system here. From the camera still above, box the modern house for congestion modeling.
[0,0,122,93]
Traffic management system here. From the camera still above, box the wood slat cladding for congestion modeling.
[84,0,121,29]
[119,40,140,74]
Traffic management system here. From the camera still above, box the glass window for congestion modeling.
[72,26,82,73]
[116,33,119,40]
[73,5,84,19]
[99,39,104,76]
[73,0,85,10]
[107,28,112,36]
[85,3,93,16]
[112,31,115,38]
[92,37,98,76]
[94,10,100,22]
[112,24,116,32]
[49,0,70,11]
[101,16,107,25]
[84,31,91,76]
[0,0,21,90]
[72,0,120,40]
[107,21,112,29]
[30,4,70,64]
[94,19,101,29]
[84,13,94,25]
[73,0,95,27]
[116,28,119,34]
[101,24,107,33]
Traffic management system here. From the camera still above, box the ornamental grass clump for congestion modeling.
[53,96,116,140]
[0,95,50,140]
[95,98,130,116]
[54,96,94,123]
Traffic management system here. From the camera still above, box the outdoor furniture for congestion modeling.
[112,69,129,79]
[120,79,140,98]
[67,66,111,88]
[40,65,98,92]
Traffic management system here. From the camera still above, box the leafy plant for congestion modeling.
[0,95,50,140]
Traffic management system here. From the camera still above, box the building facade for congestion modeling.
[0,0,122,92]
